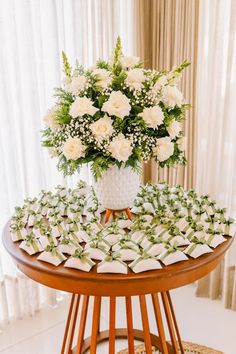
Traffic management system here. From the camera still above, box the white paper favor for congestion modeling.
[10,227,27,242]
[184,243,213,258]
[157,249,188,266]
[97,255,128,274]
[129,256,162,273]
[19,236,43,255]
[37,247,66,266]
[64,250,95,272]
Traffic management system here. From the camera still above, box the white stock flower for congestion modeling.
[65,75,87,95]
[152,75,168,94]
[125,68,146,91]
[108,133,132,162]
[162,85,183,109]
[69,97,98,118]
[102,91,131,119]
[153,137,174,162]
[93,68,112,89]
[90,115,114,140]
[120,56,140,68]
[43,108,60,131]
[177,136,187,151]
[167,120,182,138]
[62,137,85,160]
[139,106,164,129]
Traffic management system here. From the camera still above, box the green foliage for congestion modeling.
[96,59,110,70]
[62,51,72,77]
[173,60,190,74]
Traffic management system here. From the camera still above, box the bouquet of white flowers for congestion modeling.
[42,37,189,180]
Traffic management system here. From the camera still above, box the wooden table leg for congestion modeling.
[139,295,152,354]
[61,294,80,354]
[75,295,89,354]
[61,294,76,354]
[109,296,116,354]
[90,296,101,354]
[161,292,179,354]
[125,296,135,354]
[151,293,169,354]
[166,291,184,354]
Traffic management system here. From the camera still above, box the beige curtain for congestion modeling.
[134,0,199,189]
[194,0,236,311]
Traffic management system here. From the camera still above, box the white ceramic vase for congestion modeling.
[93,165,141,210]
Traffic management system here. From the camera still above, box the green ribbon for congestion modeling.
[130,250,155,269]
[10,224,25,240]
[72,249,94,266]
[60,237,80,248]
[104,252,125,265]
[186,237,208,255]
[45,245,65,261]
[25,234,40,252]
[158,245,180,262]
[88,241,107,253]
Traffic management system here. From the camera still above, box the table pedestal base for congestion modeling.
[61,291,184,354]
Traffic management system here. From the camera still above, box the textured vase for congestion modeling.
[93,165,141,210]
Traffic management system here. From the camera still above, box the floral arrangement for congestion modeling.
[41,37,190,179]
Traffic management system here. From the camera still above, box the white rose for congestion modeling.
[162,86,183,108]
[139,106,164,129]
[152,75,168,93]
[43,108,60,131]
[153,137,174,162]
[65,75,87,95]
[69,97,98,118]
[102,91,131,119]
[108,133,133,162]
[93,68,112,89]
[177,136,187,151]
[62,137,85,160]
[167,120,182,138]
[90,115,114,140]
[125,68,146,91]
[120,56,140,68]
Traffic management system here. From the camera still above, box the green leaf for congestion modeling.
[97,95,107,108]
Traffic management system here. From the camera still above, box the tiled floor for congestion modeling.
[0,284,236,354]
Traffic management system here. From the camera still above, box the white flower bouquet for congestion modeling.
[41,37,189,180]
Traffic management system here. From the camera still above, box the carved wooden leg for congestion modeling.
[61,294,80,354]
[75,295,89,354]
[166,291,184,354]
[125,296,135,354]
[151,293,169,354]
[109,296,116,354]
[90,296,101,354]
[139,295,152,354]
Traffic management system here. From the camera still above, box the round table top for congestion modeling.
[2,221,233,296]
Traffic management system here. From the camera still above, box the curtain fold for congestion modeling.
[195,0,236,311]
[134,0,199,189]
[0,0,135,327]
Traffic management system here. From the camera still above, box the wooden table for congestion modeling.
[2,221,233,354]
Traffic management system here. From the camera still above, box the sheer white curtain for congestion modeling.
[0,0,135,326]
[195,0,236,309]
